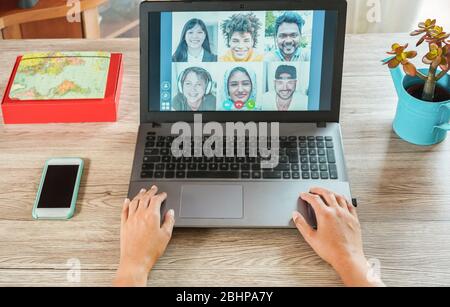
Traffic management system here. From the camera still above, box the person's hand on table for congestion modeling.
[113,185,174,287]
[292,187,385,287]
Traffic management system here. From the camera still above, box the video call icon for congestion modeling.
[161,91,171,101]
[161,81,171,91]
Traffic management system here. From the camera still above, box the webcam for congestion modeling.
[18,0,39,9]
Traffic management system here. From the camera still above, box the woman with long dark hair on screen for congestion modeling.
[172,18,217,62]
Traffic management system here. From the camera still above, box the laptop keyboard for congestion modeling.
[140,133,338,180]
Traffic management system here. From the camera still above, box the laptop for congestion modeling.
[128,0,351,228]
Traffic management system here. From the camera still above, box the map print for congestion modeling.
[9,52,111,100]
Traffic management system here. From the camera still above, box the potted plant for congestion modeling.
[383,19,450,145]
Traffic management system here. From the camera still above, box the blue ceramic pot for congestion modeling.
[387,64,450,146]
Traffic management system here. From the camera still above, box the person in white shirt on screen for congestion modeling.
[262,65,308,111]
[265,12,311,62]
[172,18,217,63]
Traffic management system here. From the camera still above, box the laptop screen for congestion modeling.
[149,10,338,112]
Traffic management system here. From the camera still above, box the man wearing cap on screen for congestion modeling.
[262,64,308,111]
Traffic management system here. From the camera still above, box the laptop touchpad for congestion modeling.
[180,185,243,219]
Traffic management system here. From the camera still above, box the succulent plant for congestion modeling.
[384,19,450,102]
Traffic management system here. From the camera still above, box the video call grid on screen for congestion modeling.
[151,10,337,112]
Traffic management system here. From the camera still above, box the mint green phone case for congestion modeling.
[32,158,84,220]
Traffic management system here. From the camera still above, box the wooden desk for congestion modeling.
[0,35,449,287]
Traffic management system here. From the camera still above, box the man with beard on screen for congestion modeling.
[262,64,307,111]
[265,11,310,62]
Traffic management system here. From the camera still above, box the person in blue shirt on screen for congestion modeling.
[172,18,217,63]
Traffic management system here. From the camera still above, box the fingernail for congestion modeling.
[292,211,300,222]
[151,185,157,190]
[140,188,146,193]
[168,209,174,217]
[124,198,130,203]
[300,192,307,198]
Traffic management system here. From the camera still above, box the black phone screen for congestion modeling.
[37,165,79,208]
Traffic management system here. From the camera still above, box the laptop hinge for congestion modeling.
[316,122,327,128]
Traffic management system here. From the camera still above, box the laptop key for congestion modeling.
[156,163,165,170]
[154,171,164,178]
[165,171,175,178]
[310,164,319,171]
[241,171,251,179]
[292,172,300,179]
[311,171,320,179]
[252,171,261,179]
[219,163,229,171]
[143,156,160,163]
[274,163,290,171]
[186,171,239,179]
[176,171,185,178]
[241,163,251,171]
[328,164,337,172]
[320,171,329,179]
[320,164,328,171]
[198,163,207,170]
[283,172,291,179]
[327,149,336,163]
[142,163,154,170]
[188,163,197,170]
[263,171,282,179]
[326,141,334,148]
[302,172,310,179]
[162,156,171,163]
[230,163,240,171]
[141,171,153,178]
[330,171,338,179]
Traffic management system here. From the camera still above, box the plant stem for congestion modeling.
[435,69,448,81]
[422,65,437,102]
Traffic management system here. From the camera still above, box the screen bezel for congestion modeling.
[140,0,347,123]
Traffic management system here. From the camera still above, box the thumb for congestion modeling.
[292,211,315,241]
[161,209,175,239]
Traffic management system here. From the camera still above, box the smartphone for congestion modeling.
[32,158,84,220]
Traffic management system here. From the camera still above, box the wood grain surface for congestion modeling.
[0,35,449,286]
